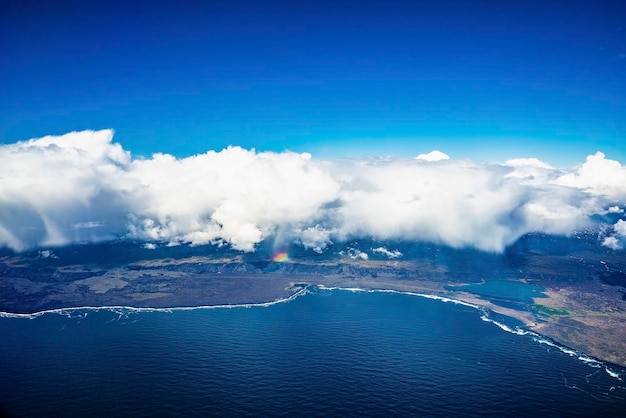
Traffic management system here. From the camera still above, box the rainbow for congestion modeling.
[272,251,289,262]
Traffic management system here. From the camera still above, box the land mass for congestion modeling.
[1,234,625,367]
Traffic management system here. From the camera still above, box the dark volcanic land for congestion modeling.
[1,233,625,367]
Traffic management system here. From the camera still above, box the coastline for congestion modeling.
[0,283,311,319]
[2,282,624,377]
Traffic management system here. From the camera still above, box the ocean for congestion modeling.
[1,287,624,417]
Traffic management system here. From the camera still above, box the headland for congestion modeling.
[1,237,625,368]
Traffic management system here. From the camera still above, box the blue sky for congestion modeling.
[1,0,625,166]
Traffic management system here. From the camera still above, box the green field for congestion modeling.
[531,304,569,316]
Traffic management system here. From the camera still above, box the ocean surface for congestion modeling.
[1,287,625,417]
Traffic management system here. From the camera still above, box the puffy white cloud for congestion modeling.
[330,159,525,251]
[555,152,626,201]
[602,236,621,250]
[602,220,626,250]
[342,247,369,260]
[415,150,450,161]
[0,130,130,250]
[0,130,625,253]
[123,146,339,251]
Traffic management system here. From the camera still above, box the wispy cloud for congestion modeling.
[372,247,403,258]
[1,130,624,253]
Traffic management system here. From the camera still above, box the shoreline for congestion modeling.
[0,284,311,319]
[2,283,624,377]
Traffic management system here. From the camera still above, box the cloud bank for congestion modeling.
[1,130,625,253]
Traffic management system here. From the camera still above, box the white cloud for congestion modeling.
[123,145,339,251]
[415,150,450,161]
[602,236,621,250]
[505,157,553,169]
[294,225,333,253]
[503,158,555,184]
[555,152,626,200]
[0,130,625,253]
[602,220,626,250]
[343,247,369,260]
[372,247,403,258]
[37,249,57,259]
[0,130,129,250]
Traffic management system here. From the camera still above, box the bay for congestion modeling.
[1,288,624,417]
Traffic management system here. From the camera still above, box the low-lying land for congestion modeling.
[1,236,625,367]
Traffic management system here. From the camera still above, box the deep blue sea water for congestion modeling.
[1,288,625,417]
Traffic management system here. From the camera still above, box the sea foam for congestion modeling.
[1,284,623,380]
[316,286,625,380]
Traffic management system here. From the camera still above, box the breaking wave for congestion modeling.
[0,286,311,320]
[0,284,623,380]
[317,285,624,380]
